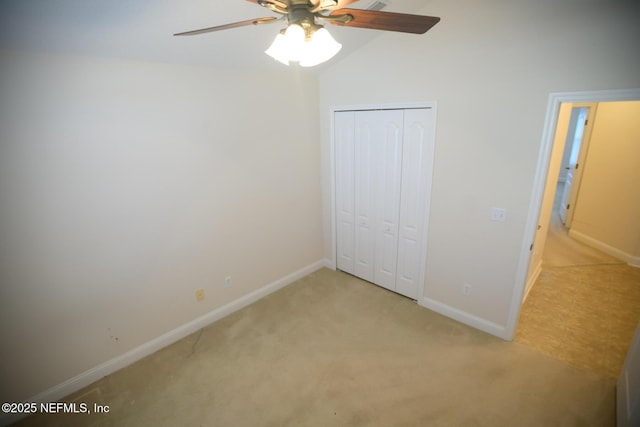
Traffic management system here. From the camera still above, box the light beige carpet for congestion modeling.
[16,269,615,427]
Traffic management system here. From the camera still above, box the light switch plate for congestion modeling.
[491,207,506,222]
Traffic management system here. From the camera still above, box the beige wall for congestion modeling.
[319,0,640,333]
[0,51,323,402]
[571,101,640,265]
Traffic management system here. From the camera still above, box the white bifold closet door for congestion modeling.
[335,108,433,300]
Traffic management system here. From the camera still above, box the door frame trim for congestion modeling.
[329,101,438,302]
[561,103,598,228]
[506,88,640,340]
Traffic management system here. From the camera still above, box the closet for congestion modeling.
[335,107,435,300]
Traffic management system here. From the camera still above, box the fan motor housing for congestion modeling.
[288,4,316,26]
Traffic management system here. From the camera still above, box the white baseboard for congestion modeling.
[0,260,325,427]
[419,297,508,340]
[522,260,542,303]
[569,229,640,268]
[323,258,336,270]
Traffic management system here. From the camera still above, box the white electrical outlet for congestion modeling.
[224,275,232,288]
[491,207,507,222]
[463,283,471,296]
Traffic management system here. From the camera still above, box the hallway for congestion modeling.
[515,185,640,379]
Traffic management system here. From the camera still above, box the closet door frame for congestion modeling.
[330,102,437,302]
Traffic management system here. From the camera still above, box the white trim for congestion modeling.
[419,297,508,339]
[561,103,599,229]
[522,260,542,303]
[505,88,640,341]
[332,101,437,113]
[0,260,325,427]
[569,229,640,268]
[328,108,337,271]
[323,257,336,270]
[415,106,438,303]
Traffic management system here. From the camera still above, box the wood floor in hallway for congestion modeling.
[516,207,640,379]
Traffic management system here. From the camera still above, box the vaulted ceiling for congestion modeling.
[0,0,431,70]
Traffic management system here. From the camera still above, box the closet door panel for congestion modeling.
[372,111,404,290]
[396,108,433,299]
[354,114,376,281]
[335,106,434,301]
[335,112,356,274]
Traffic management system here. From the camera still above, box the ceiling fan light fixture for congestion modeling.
[299,27,342,67]
[177,2,440,66]
[265,23,305,65]
[265,32,290,65]
[265,23,341,67]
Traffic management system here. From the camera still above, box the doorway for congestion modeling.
[508,89,640,340]
[509,89,640,380]
[557,104,592,227]
[526,97,640,273]
[525,101,617,281]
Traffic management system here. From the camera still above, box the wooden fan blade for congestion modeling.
[174,17,278,36]
[329,9,440,34]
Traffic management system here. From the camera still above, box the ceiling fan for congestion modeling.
[174,0,440,67]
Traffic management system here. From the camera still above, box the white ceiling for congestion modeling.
[0,0,432,71]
